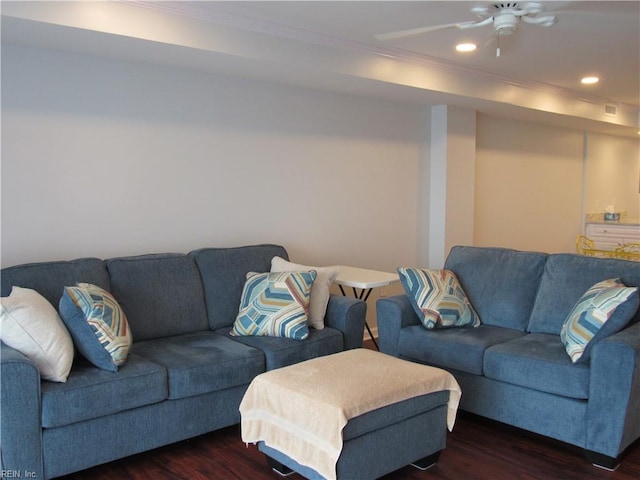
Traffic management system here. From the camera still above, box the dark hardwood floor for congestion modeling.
[59,341,640,480]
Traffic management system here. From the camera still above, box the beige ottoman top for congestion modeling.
[240,348,461,480]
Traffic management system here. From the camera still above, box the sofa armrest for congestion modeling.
[376,295,420,356]
[586,321,640,459]
[324,294,366,350]
[1,342,44,478]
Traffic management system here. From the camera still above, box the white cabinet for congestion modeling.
[585,223,640,251]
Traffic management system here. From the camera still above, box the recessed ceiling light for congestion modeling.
[581,76,599,85]
[456,43,477,53]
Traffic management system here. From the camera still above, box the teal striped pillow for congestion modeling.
[59,283,132,371]
[398,268,481,329]
[560,278,639,363]
[231,271,316,340]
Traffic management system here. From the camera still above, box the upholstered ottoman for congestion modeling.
[240,349,461,480]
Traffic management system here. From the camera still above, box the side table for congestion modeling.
[335,266,399,349]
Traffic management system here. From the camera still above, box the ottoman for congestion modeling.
[240,349,461,479]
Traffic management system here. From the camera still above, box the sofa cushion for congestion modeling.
[397,324,525,375]
[397,268,480,329]
[271,256,339,330]
[191,245,289,330]
[560,279,639,363]
[218,326,343,370]
[132,331,265,400]
[528,254,640,335]
[0,287,74,382]
[444,246,547,331]
[59,283,132,372]
[0,258,110,310]
[106,254,208,341]
[231,271,316,341]
[484,333,590,399]
[41,353,167,428]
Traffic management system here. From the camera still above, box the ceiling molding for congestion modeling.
[3,0,638,136]
[120,0,634,111]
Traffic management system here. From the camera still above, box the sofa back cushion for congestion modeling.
[191,244,288,330]
[1,258,110,310]
[106,253,208,341]
[528,254,640,335]
[444,246,547,331]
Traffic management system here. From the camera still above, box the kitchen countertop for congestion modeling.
[585,219,640,226]
[585,213,640,226]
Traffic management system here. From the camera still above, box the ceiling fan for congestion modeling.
[375,2,557,56]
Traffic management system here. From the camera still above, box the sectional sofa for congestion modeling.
[0,244,366,479]
[378,246,640,469]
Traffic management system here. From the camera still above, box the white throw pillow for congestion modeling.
[0,287,74,382]
[271,257,340,330]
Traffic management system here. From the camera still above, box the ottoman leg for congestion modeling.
[266,455,295,477]
[410,450,441,471]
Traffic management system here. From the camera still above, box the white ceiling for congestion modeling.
[2,1,639,136]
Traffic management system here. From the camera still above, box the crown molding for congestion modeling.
[120,0,634,112]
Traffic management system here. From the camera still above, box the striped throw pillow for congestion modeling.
[398,268,481,329]
[232,270,316,340]
[59,283,132,371]
[560,278,639,363]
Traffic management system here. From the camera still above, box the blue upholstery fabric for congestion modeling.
[378,246,640,466]
[452,368,588,448]
[342,391,449,440]
[528,254,640,335]
[42,384,249,479]
[106,253,209,341]
[587,322,640,457]
[377,295,422,357]
[324,294,366,350]
[484,333,590,399]
[444,246,547,330]
[0,344,43,479]
[132,331,264,399]
[0,258,109,310]
[41,354,167,428]
[398,324,525,375]
[215,326,343,370]
[1,244,367,479]
[259,397,449,480]
[191,245,288,330]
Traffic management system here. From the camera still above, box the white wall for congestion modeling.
[584,132,640,219]
[474,115,585,253]
[1,45,426,269]
[424,105,476,268]
[3,45,636,273]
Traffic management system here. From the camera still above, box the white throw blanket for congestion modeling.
[240,349,461,480]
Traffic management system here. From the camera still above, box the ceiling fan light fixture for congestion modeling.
[456,43,477,52]
[493,13,519,36]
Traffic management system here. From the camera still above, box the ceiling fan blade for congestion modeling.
[375,21,475,41]
[521,15,557,27]
[457,17,494,30]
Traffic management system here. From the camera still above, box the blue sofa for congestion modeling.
[0,244,366,479]
[377,245,640,469]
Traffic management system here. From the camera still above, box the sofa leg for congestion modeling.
[410,451,441,470]
[265,455,295,477]
[584,450,620,471]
